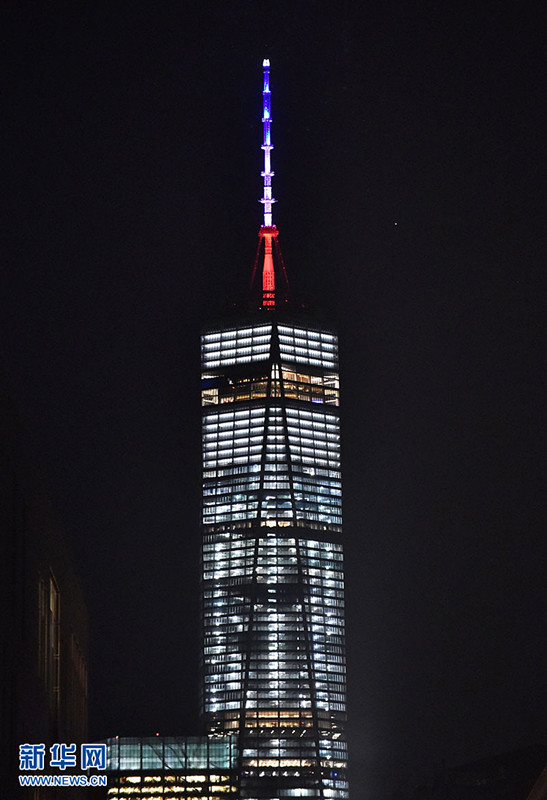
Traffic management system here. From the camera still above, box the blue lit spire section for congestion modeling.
[260,58,276,227]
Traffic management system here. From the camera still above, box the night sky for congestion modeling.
[3,3,546,797]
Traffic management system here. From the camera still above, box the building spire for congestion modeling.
[248,59,289,310]
[260,58,275,227]
[259,58,277,309]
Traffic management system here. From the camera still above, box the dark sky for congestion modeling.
[3,3,546,797]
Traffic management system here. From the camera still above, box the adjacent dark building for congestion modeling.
[0,377,88,796]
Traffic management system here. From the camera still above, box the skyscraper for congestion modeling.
[200,61,349,800]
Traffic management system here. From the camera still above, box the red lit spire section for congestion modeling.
[260,225,278,308]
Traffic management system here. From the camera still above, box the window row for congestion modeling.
[203,325,272,343]
[278,326,338,370]
[203,540,343,558]
[201,369,339,407]
[202,326,272,368]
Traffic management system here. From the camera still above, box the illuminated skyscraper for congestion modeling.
[200,61,349,800]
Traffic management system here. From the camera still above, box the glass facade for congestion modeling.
[201,318,349,799]
[104,736,238,799]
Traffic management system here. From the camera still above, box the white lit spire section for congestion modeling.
[260,58,275,227]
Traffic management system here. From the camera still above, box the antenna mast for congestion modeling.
[260,59,275,226]
[260,58,277,308]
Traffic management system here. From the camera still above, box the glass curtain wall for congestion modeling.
[201,319,348,800]
[104,736,238,799]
